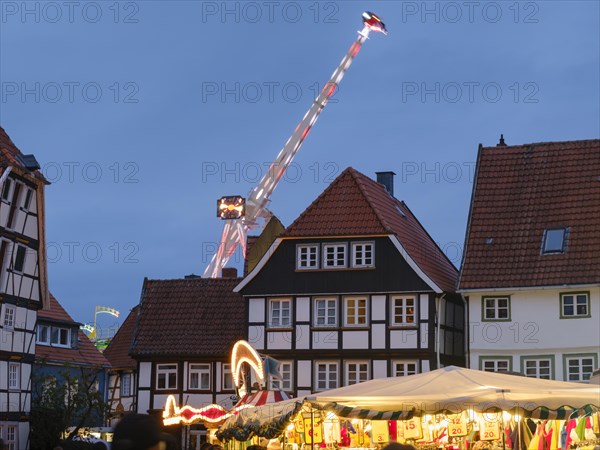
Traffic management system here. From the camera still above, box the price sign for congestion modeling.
[371,420,389,444]
[480,417,500,441]
[303,418,323,444]
[447,415,467,437]
[403,417,423,440]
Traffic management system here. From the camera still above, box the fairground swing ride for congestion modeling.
[161,9,388,434]
[204,11,387,278]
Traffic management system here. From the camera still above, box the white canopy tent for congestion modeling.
[217,366,600,441]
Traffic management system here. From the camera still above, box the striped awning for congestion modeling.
[235,390,291,409]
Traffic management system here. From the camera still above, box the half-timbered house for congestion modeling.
[0,127,49,449]
[129,272,246,448]
[458,138,600,381]
[235,167,466,397]
[104,305,139,426]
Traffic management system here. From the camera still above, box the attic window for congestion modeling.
[542,228,567,254]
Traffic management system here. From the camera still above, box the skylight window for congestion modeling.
[542,228,567,254]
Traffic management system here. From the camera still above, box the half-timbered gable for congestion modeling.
[236,167,465,397]
[459,139,600,380]
[129,274,246,446]
[104,306,139,425]
[0,127,49,448]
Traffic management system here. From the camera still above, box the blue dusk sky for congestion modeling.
[1,1,598,327]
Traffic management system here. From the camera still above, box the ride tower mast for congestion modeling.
[204,12,387,278]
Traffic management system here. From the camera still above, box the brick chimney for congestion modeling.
[221,267,238,278]
[375,171,396,196]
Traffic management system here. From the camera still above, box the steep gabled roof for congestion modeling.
[0,126,47,182]
[130,277,246,357]
[282,167,458,292]
[103,306,138,370]
[36,293,110,368]
[459,139,600,290]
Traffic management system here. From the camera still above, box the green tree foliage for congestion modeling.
[30,363,109,450]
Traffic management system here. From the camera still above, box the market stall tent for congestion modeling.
[307,366,600,419]
[217,366,600,441]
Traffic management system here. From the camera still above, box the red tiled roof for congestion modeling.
[283,167,458,292]
[131,277,246,357]
[0,126,47,182]
[36,293,111,368]
[459,139,600,290]
[103,306,138,370]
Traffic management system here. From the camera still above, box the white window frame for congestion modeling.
[345,361,370,385]
[351,241,375,268]
[156,363,178,390]
[565,355,596,382]
[13,244,27,274]
[481,358,511,373]
[560,292,590,318]
[322,243,347,269]
[268,298,291,328]
[313,297,338,327]
[36,324,50,345]
[393,360,419,377]
[315,361,339,391]
[391,295,417,326]
[189,363,211,390]
[296,244,319,270]
[8,363,20,390]
[120,373,132,397]
[343,296,368,327]
[483,296,510,321]
[222,363,234,391]
[50,326,71,348]
[269,361,293,392]
[1,424,18,450]
[522,358,552,380]
[3,304,16,329]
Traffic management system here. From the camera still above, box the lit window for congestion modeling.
[351,242,374,268]
[3,305,16,329]
[8,363,20,389]
[561,292,590,318]
[482,296,510,321]
[189,364,211,390]
[13,245,27,273]
[269,298,291,328]
[481,358,511,373]
[157,364,177,390]
[322,243,347,268]
[222,363,234,390]
[36,324,50,345]
[542,228,567,254]
[296,245,319,269]
[345,361,369,385]
[565,355,596,382]
[121,374,132,397]
[393,361,418,377]
[315,362,338,391]
[344,296,368,326]
[522,358,552,379]
[269,361,293,392]
[314,298,337,327]
[391,296,416,325]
